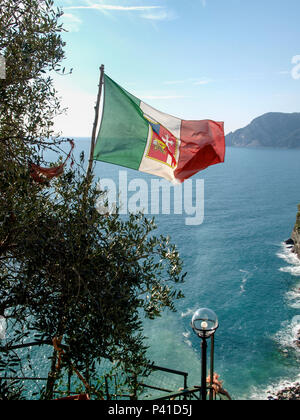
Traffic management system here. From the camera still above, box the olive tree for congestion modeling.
[0,0,186,400]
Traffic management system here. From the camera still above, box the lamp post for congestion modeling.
[191,308,219,401]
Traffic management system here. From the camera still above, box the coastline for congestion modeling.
[293,205,300,258]
[282,238,300,352]
[274,209,300,401]
[267,382,300,401]
[286,204,300,260]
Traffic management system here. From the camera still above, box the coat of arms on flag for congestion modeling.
[145,117,179,169]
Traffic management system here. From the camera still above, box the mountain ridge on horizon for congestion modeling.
[226,112,300,149]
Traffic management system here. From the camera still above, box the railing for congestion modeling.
[135,365,231,400]
[0,362,231,400]
[152,387,203,401]
[152,386,231,401]
[100,364,190,400]
[136,364,189,400]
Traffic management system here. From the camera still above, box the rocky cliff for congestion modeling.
[291,205,300,259]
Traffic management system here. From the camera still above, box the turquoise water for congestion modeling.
[82,141,300,400]
[23,141,300,399]
[141,146,300,400]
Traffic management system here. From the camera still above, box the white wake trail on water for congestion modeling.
[238,268,257,294]
[182,331,192,347]
[181,308,197,318]
[181,309,197,348]
[239,269,249,294]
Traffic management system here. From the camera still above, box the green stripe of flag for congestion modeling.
[94,74,149,170]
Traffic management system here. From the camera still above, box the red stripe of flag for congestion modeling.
[175,120,225,182]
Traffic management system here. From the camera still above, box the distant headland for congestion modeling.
[226,112,300,149]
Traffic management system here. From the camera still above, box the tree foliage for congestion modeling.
[0,0,65,151]
[0,0,185,400]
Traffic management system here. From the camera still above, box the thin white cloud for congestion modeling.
[164,80,187,85]
[141,9,178,21]
[63,1,175,23]
[66,4,163,12]
[61,13,82,32]
[164,78,213,86]
[194,79,212,85]
[142,95,189,100]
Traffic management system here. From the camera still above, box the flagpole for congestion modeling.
[87,64,105,180]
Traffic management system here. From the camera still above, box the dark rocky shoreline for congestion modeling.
[274,208,300,401]
[283,239,300,352]
[284,205,300,351]
[267,383,300,401]
[289,204,300,260]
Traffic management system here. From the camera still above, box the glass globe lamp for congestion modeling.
[191,308,219,339]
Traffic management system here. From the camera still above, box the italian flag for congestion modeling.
[94,74,225,183]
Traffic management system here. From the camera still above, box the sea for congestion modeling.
[19,140,300,400]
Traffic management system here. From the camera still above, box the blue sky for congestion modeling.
[54,0,300,137]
